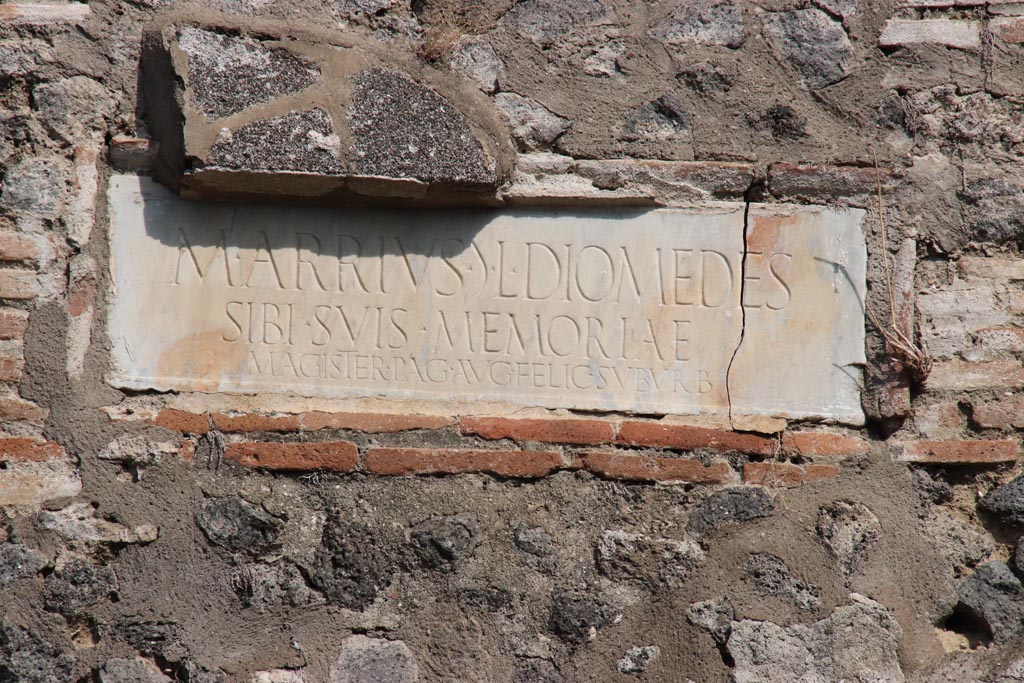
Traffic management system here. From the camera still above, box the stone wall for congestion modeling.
[0,1,1023,681]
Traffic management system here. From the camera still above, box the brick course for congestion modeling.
[365,447,564,478]
[579,450,736,483]
[617,421,774,455]
[898,439,1020,464]
[461,416,614,445]
[743,462,841,487]
[225,441,358,471]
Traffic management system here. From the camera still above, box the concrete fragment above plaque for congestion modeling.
[106,175,867,424]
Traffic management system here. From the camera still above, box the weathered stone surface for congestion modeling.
[549,591,613,644]
[687,487,774,536]
[0,544,44,589]
[511,659,562,683]
[232,562,324,610]
[979,475,1024,527]
[207,109,342,174]
[727,594,904,683]
[744,553,820,610]
[177,27,320,121]
[617,646,659,674]
[596,530,704,588]
[0,157,67,227]
[816,501,881,577]
[36,502,158,544]
[0,623,74,683]
[308,517,394,610]
[99,657,173,683]
[649,1,745,49]
[503,0,610,46]
[329,635,418,683]
[33,76,114,145]
[410,512,478,568]
[687,597,734,644]
[955,562,1024,643]
[494,93,571,151]
[107,176,867,423]
[43,557,116,615]
[143,23,510,202]
[762,9,856,89]
[450,40,503,94]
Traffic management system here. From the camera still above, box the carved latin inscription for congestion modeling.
[107,176,866,423]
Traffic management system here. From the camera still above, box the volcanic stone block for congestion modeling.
[141,21,511,204]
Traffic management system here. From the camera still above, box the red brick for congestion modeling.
[0,310,27,340]
[781,432,870,457]
[66,271,96,318]
[743,462,841,487]
[972,397,1024,430]
[301,411,453,432]
[927,361,1024,391]
[616,421,774,455]
[461,416,614,446]
[109,135,159,171]
[153,409,210,434]
[0,270,43,300]
[225,441,358,471]
[0,351,24,383]
[0,395,47,423]
[212,412,301,433]
[364,448,564,478]
[0,232,49,265]
[0,437,63,462]
[179,440,196,463]
[579,451,736,484]
[768,163,895,200]
[958,256,1024,281]
[898,439,1020,464]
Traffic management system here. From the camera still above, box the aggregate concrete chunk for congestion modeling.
[33,76,115,144]
[99,657,172,683]
[37,502,158,544]
[0,544,44,588]
[979,475,1024,526]
[687,597,734,645]
[727,594,904,683]
[622,94,691,142]
[595,530,704,588]
[494,93,571,151]
[177,27,320,120]
[617,646,660,674]
[961,177,1024,245]
[329,635,418,683]
[0,623,74,683]
[511,659,562,683]
[195,497,283,555]
[232,562,324,610]
[0,157,67,221]
[926,508,994,575]
[762,9,856,89]
[349,69,495,185]
[955,561,1024,644]
[816,500,881,577]
[207,108,342,174]
[503,0,610,46]
[687,487,774,536]
[744,553,820,610]
[648,1,745,49]
[43,557,116,615]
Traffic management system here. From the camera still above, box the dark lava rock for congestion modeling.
[309,518,395,610]
[231,562,321,610]
[511,659,563,683]
[549,590,613,644]
[207,108,342,174]
[348,69,495,185]
[43,558,116,615]
[457,586,512,613]
[115,621,180,658]
[195,497,283,555]
[956,561,1024,644]
[980,475,1024,527]
[410,512,478,568]
[677,62,734,94]
[178,27,320,120]
[511,521,557,560]
[744,553,820,610]
[687,487,774,536]
[762,9,855,89]
[0,544,43,588]
[0,623,74,683]
[752,105,808,140]
[913,469,954,504]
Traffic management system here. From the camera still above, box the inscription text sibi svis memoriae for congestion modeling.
[107,175,867,423]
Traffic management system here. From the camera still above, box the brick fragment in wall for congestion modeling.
[0,444,80,506]
[225,441,358,472]
[0,309,27,341]
[971,396,1024,429]
[616,421,775,455]
[897,439,1020,464]
[959,257,1024,281]
[578,451,737,484]
[914,402,965,439]
[780,432,870,457]
[989,18,1024,95]
[364,448,565,478]
[0,341,24,383]
[143,23,512,203]
[66,255,96,381]
[0,269,61,301]
[65,145,99,247]
[0,391,47,424]
[301,411,452,432]
[927,360,1024,391]
[767,164,894,202]
[0,3,91,26]
[0,232,56,269]
[460,416,614,446]
[109,136,159,172]
[879,20,982,51]
[743,463,841,487]
[572,159,756,199]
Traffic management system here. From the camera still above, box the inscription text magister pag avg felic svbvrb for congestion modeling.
[106,175,867,423]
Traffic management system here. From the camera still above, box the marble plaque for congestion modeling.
[106,175,866,423]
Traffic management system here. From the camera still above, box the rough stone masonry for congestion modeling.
[0,1,1023,682]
